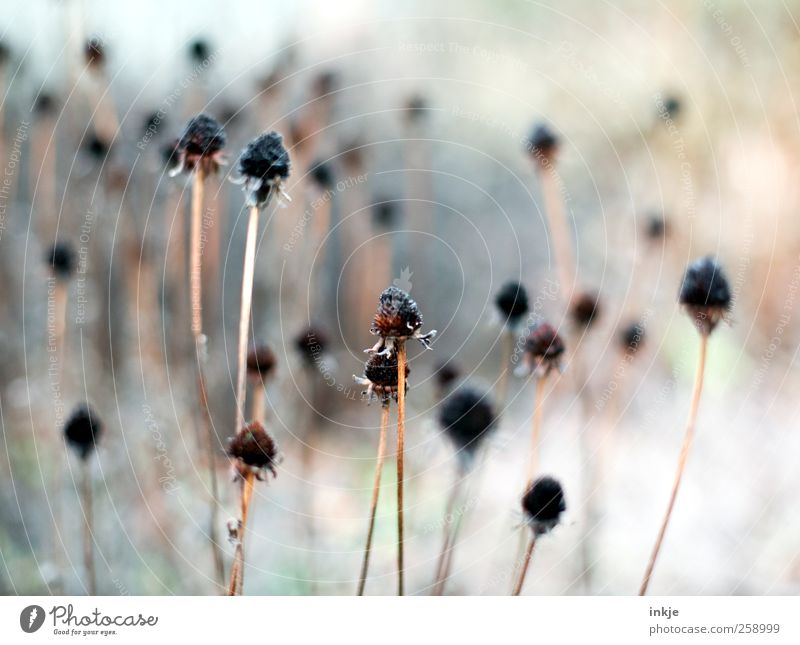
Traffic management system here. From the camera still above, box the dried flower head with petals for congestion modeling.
[353,352,409,404]
[247,344,277,383]
[570,290,601,329]
[169,114,227,177]
[64,405,103,460]
[495,281,529,328]
[522,476,566,537]
[367,286,436,356]
[679,256,731,336]
[46,241,76,279]
[233,131,291,208]
[228,421,280,480]
[439,387,496,468]
[517,322,565,378]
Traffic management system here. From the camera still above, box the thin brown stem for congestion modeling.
[538,163,574,301]
[80,459,96,596]
[357,402,390,596]
[228,469,256,596]
[251,383,266,426]
[431,475,462,596]
[512,535,537,596]
[638,334,708,596]
[396,342,407,596]
[495,328,514,408]
[190,167,224,588]
[526,376,547,484]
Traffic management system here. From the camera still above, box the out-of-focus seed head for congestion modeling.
[312,70,337,98]
[367,286,436,355]
[621,322,645,354]
[679,256,731,336]
[228,421,279,479]
[247,344,277,383]
[0,41,10,67]
[434,360,460,393]
[294,325,328,367]
[235,131,291,208]
[170,114,227,177]
[46,241,76,279]
[525,122,559,164]
[495,281,529,327]
[439,387,496,468]
[188,38,213,65]
[64,405,103,460]
[85,37,105,68]
[662,94,681,120]
[34,92,58,117]
[353,352,409,404]
[372,199,398,230]
[142,111,164,138]
[646,213,668,241]
[84,133,110,161]
[309,159,334,190]
[518,322,565,378]
[404,94,427,123]
[570,291,601,329]
[522,476,566,536]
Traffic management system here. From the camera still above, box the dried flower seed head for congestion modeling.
[495,281,529,327]
[439,387,496,468]
[309,159,334,190]
[367,286,436,355]
[234,131,291,208]
[679,256,731,335]
[662,94,681,120]
[517,322,565,378]
[404,94,427,123]
[353,352,409,404]
[372,199,398,229]
[46,241,76,279]
[434,360,460,393]
[142,111,164,137]
[84,37,105,68]
[34,92,58,117]
[228,421,279,479]
[64,405,103,460]
[247,344,277,382]
[570,291,601,329]
[170,113,227,177]
[188,38,213,65]
[522,476,566,536]
[621,322,645,354]
[84,133,110,161]
[525,122,559,163]
[646,213,668,241]
[294,325,329,367]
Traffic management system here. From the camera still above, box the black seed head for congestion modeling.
[84,134,110,160]
[679,256,731,335]
[522,322,565,377]
[356,352,410,403]
[434,361,460,392]
[372,200,398,229]
[228,421,279,474]
[646,213,668,241]
[64,405,103,460]
[663,94,681,120]
[188,38,212,65]
[85,37,105,68]
[495,281,529,326]
[46,241,76,279]
[522,476,566,536]
[439,387,496,465]
[34,93,57,117]
[525,122,559,162]
[294,325,328,366]
[247,344,277,382]
[237,132,291,207]
[371,286,423,338]
[142,111,164,137]
[309,159,334,190]
[570,291,601,328]
[621,322,645,354]
[179,114,226,159]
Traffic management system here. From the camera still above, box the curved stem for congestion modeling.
[396,342,407,596]
[639,334,708,595]
[512,535,537,596]
[357,403,390,595]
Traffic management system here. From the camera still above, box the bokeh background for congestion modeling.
[1,0,800,595]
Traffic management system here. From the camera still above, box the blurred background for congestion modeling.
[1,0,800,595]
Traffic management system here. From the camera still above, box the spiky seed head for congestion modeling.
[520,322,565,378]
[439,387,496,467]
[64,405,103,460]
[621,322,645,354]
[371,286,422,337]
[525,122,559,163]
[236,132,291,208]
[228,421,279,477]
[570,291,601,329]
[46,241,76,279]
[679,256,731,335]
[171,114,226,176]
[247,344,277,382]
[495,281,529,326]
[354,353,410,404]
[294,325,328,367]
[522,476,566,536]
[85,37,105,68]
